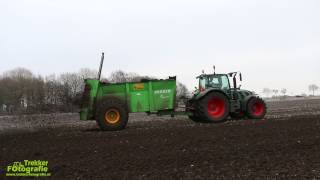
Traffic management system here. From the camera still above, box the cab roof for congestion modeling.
[196,73,228,79]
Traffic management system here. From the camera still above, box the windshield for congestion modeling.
[199,75,230,91]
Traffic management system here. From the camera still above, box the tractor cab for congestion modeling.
[197,72,242,92]
[196,71,245,103]
[197,74,231,92]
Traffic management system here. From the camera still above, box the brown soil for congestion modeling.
[0,99,320,179]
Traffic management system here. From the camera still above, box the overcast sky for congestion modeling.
[1,0,319,95]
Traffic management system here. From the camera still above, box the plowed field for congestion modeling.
[1,99,320,179]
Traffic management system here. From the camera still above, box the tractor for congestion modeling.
[79,53,266,131]
[187,68,266,123]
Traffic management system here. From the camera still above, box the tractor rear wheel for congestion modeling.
[246,97,266,119]
[187,100,204,122]
[188,115,203,123]
[95,97,128,131]
[198,92,230,123]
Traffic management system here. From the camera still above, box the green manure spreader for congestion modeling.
[80,53,266,131]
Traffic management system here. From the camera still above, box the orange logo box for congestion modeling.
[133,83,144,90]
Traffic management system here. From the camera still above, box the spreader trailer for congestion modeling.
[80,53,267,131]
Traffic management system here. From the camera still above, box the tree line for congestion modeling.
[0,68,188,114]
[262,84,319,98]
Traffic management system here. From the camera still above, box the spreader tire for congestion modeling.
[95,97,128,131]
[246,97,266,119]
[198,92,230,123]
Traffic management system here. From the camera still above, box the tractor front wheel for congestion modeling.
[246,97,266,119]
[95,97,128,131]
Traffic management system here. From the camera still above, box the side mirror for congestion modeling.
[239,73,242,81]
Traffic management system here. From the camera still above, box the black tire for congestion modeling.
[197,92,230,123]
[187,99,204,123]
[246,97,267,119]
[188,115,203,123]
[95,97,128,131]
[230,112,245,120]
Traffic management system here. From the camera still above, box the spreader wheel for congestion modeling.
[198,92,230,123]
[95,97,128,131]
[246,97,266,119]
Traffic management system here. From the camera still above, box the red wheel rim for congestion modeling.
[252,101,264,116]
[207,97,225,119]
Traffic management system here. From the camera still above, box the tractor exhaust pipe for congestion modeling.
[97,52,104,80]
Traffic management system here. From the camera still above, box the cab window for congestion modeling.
[199,77,206,90]
[207,77,221,88]
[221,75,230,90]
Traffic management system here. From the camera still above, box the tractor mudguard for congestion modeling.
[194,89,229,101]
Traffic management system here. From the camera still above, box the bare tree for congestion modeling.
[3,67,33,79]
[43,74,66,112]
[59,73,83,97]
[0,77,17,113]
[125,72,142,82]
[108,70,154,83]
[78,68,98,80]
[109,70,127,83]
[0,68,35,113]
[0,77,8,113]
[262,88,272,97]
[59,73,85,111]
[176,82,189,100]
[281,88,287,96]
[0,68,92,114]
[308,84,319,96]
[25,76,46,113]
[77,68,100,97]
[0,75,3,112]
[272,89,279,97]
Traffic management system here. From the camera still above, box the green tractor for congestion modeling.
[187,68,266,123]
[79,54,266,131]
